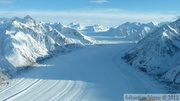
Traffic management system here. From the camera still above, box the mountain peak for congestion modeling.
[121,22,142,27]
[67,22,83,30]
[53,22,64,27]
[94,24,101,26]
[23,15,34,21]
[174,17,180,25]
[23,15,36,26]
[147,21,159,26]
[69,22,79,25]
[68,22,81,27]
[11,16,22,22]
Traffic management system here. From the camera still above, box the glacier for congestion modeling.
[0,15,180,101]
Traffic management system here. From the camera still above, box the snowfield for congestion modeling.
[0,36,167,101]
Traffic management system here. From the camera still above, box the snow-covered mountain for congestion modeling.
[0,16,94,74]
[106,22,159,40]
[80,24,109,33]
[49,22,95,44]
[123,18,180,84]
[67,22,84,30]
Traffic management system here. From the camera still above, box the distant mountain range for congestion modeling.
[67,21,166,41]
[67,23,109,33]
[105,22,159,40]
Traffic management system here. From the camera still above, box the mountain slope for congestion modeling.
[106,22,159,41]
[49,22,95,45]
[161,64,180,84]
[123,18,180,84]
[0,16,94,75]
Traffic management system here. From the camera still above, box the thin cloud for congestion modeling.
[0,0,12,4]
[90,0,109,4]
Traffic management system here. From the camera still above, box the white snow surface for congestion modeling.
[0,35,166,101]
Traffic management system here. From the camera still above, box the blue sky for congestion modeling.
[0,0,180,26]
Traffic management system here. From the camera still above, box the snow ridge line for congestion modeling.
[3,79,41,101]
[0,79,27,94]
[51,80,74,101]
[28,80,60,101]
[59,81,87,101]
[66,82,83,100]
